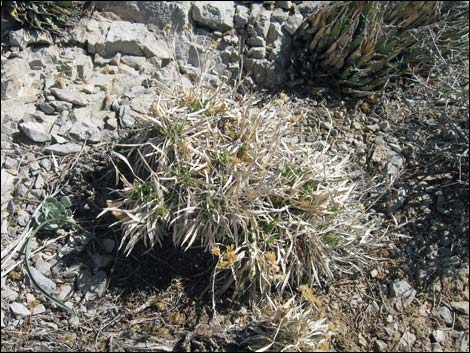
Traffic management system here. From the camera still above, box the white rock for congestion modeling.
[271,8,289,22]
[1,170,16,204]
[451,301,469,315]
[390,279,416,307]
[284,14,304,35]
[95,1,192,30]
[75,54,94,82]
[57,284,74,301]
[437,306,453,325]
[247,47,266,59]
[234,5,249,28]
[43,143,83,156]
[255,8,271,38]
[9,302,31,318]
[49,88,88,107]
[34,254,51,276]
[399,331,416,350]
[28,267,56,294]
[102,21,171,58]
[1,287,19,302]
[9,28,53,49]
[192,2,235,32]
[19,121,50,143]
[31,304,46,315]
[432,329,446,343]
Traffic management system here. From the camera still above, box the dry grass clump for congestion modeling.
[240,291,340,352]
[101,71,382,302]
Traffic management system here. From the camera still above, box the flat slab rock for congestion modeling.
[43,143,83,156]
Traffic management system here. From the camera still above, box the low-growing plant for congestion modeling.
[100,70,382,305]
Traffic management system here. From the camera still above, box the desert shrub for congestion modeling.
[101,72,382,304]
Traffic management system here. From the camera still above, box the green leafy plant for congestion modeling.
[24,196,87,316]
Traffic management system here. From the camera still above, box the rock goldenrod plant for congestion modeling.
[293,1,469,97]
[240,295,334,352]
[100,70,381,304]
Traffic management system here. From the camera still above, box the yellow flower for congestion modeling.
[298,284,318,305]
[266,251,276,263]
[318,338,330,351]
[164,23,172,30]
[212,246,221,257]
[182,23,190,31]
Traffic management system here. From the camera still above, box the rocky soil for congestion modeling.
[1,1,469,352]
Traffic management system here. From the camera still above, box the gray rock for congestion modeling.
[271,8,289,22]
[9,302,31,318]
[101,21,171,58]
[3,157,18,170]
[431,343,443,352]
[120,55,148,71]
[75,54,94,82]
[95,1,192,30]
[1,287,19,302]
[247,36,266,47]
[34,255,52,276]
[283,14,304,35]
[57,284,74,301]
[390,279,416,307]
[31,304,46,315]
[460,332,469,352]
[234,5,250,28]
[450,301,469,315]
[432,329,446,343]
[297,1,319,15]
[49,88,88,107]
[77,269,108,300]
[28,267,56,294]
[9,28,53,49]
[43,143,83,156]
[1,170,16,204]
[247,47,266,59]
[374,339,388,352]
[399,331,416,350]
[50,100,73,113]
[16,209,29,227]
[19,121,50,143]
[275,1,292,9]
[267,22,283,44]
[255,8,271,38]
[437,306,453,325]
[51,133,68,144]
[192,2,235,32]
[38,102,56,115]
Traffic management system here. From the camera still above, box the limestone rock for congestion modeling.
[19,121,50,143]
[101,21,171,58]
[95,1,192,30]
[192,2,235,32]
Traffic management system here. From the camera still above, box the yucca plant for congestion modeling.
[292,1,469,97]
[2,1,86,38]
[100,64,382,305]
